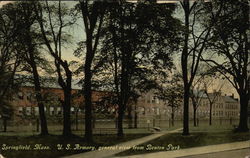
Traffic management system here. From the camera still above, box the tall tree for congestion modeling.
[157,72,183,127]
[10,1,50,135]
[190,81,205,127]
[0,2,25,132]
[78,0,107,142]
[204,84,223,126]
[0,3,22,102]
[35,1,76,136]
[95,1,181,136]
[204,0,249,132]
[179,0,222,135]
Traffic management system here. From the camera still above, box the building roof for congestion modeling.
[222,96,238,103]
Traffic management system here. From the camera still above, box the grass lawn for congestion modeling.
[0,133,149,158]
[117,131,250,156]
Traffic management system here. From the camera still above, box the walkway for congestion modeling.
[61,128,182,158]
[113,140,250,158]
[179,148,250,158]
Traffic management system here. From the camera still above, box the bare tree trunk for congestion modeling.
[127,104,133,129]
[84,30,94,141]
[3,118,7,132]
[134,111,137,128]
[171,107,175,127]
[209,103,212,126]
[28,35,49,136]
[63,86,72,136]
[183,86,190,135]
[117,64,129,137]
[75,109,79,130]
[236,93,249,132]
[182,0,190,136]
[117,5,129,137]
[193,108,197,127]
[34,79,49,135]
[84,59,93,142]
[117,101,125,137]
[236,0,249,133]
[80,1,105,142]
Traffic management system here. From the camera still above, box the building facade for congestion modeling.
[135,91,240,120]
[6,84,240,124]
[9,85,113,122]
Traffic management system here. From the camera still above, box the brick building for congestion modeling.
[6,81,240,125]
[135,90,240,120]
[10,82,114,122]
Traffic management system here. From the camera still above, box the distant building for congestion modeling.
[135,91,167,119]
[189,93,239,119]
[5,81,240,123]
[9,82,114,122]
[135,90,240,120]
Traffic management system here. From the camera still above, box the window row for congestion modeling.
[225,104,238,109]
[225,111,238,117]
[141,96,160,104]
[18,107,81,116]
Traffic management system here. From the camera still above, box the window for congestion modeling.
[50,107,55,115]
[27,92,36,102]
[71,107,75,114]
[18,92,24,100]
[141,107,145,115]
[35,107,39,116]
[152,108,155,113]
[26,107,31,115]
[155,98,159,104]
[27,93,32,101]
[31,107,35,115]
[156,108,160,115]
[18,107,23,115]
[57,107,62,115]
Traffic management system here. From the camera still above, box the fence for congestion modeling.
[0,117,242,135]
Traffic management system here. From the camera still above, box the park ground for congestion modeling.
[0,123,249,158]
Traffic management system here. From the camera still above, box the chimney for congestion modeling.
[231,93,234,98]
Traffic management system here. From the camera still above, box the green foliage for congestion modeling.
[205,0,249,79]
[90,1,182,96]
[156,71,183,110]
[0,99,13,120]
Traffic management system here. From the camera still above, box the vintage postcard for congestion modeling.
[0,0,249,158]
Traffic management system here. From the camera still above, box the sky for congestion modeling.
[0,1,11,6]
